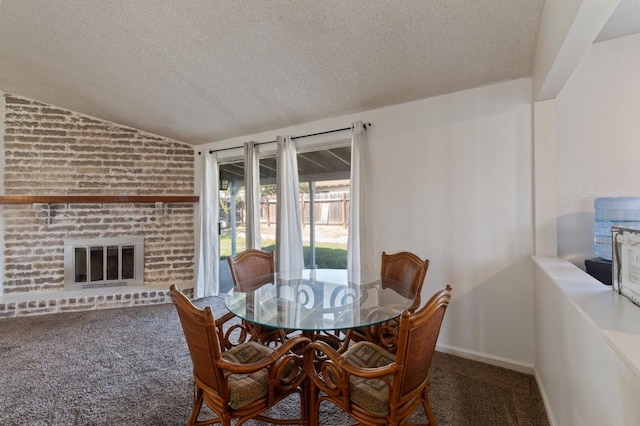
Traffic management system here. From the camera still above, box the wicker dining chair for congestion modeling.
[168,285,309,426]
[304,285,452,426]
[344,251,430,352]
[227,249,290,346]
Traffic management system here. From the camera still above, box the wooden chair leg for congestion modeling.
[188,388,204,426]
[422,389,437,425]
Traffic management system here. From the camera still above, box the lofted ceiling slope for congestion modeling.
[2,0,548,145]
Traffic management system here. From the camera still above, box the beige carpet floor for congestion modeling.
[0,296,549,425]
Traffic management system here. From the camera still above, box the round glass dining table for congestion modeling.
[223,269,418,332]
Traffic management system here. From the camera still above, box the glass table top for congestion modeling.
[223,269,417,331]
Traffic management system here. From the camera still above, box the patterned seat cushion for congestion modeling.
[343,341,396,416]
[221,341,273,409]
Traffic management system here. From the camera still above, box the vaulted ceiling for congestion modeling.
[0,1,637,146]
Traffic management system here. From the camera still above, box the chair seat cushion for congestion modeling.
[221,341,274,409]
[343,341,396,416]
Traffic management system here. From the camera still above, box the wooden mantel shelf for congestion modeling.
[0,195,199,204]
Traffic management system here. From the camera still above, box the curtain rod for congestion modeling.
[198,122,371,155]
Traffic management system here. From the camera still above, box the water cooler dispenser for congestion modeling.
[586,197,640,285]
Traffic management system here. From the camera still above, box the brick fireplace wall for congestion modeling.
[1,93,196,297]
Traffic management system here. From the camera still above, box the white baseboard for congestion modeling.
[435,342,534,374]
[533,368,557,426]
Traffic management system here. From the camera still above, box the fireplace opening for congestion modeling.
[64,237,144,290]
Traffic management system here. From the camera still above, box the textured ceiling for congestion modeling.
[1,0,546,145]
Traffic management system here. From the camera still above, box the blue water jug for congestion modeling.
[594,197,640,260]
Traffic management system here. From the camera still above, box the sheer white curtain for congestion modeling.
[347,121,368,272]
[195,152,220,298]
[275,135,304,272]
[244,141,261,250]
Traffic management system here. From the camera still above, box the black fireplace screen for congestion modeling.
[74,244,136,284]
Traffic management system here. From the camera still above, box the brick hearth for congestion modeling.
[0,283,195,319]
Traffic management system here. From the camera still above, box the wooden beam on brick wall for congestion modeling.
[0,195,199,204]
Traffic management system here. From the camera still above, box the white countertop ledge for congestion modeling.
[533,256,640,379]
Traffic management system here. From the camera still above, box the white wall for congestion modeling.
[534,100,558,256]
[197,78,536,369]
[556,33,640,267]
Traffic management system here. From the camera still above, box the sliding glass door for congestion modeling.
[297,145,351,269]
[217,142,351,290]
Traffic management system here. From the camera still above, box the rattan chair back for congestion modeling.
[392,285,451,412]
[227,249,288,346]
[168,285,229,406]
[381,251,430,312]
[227,249,274,286]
